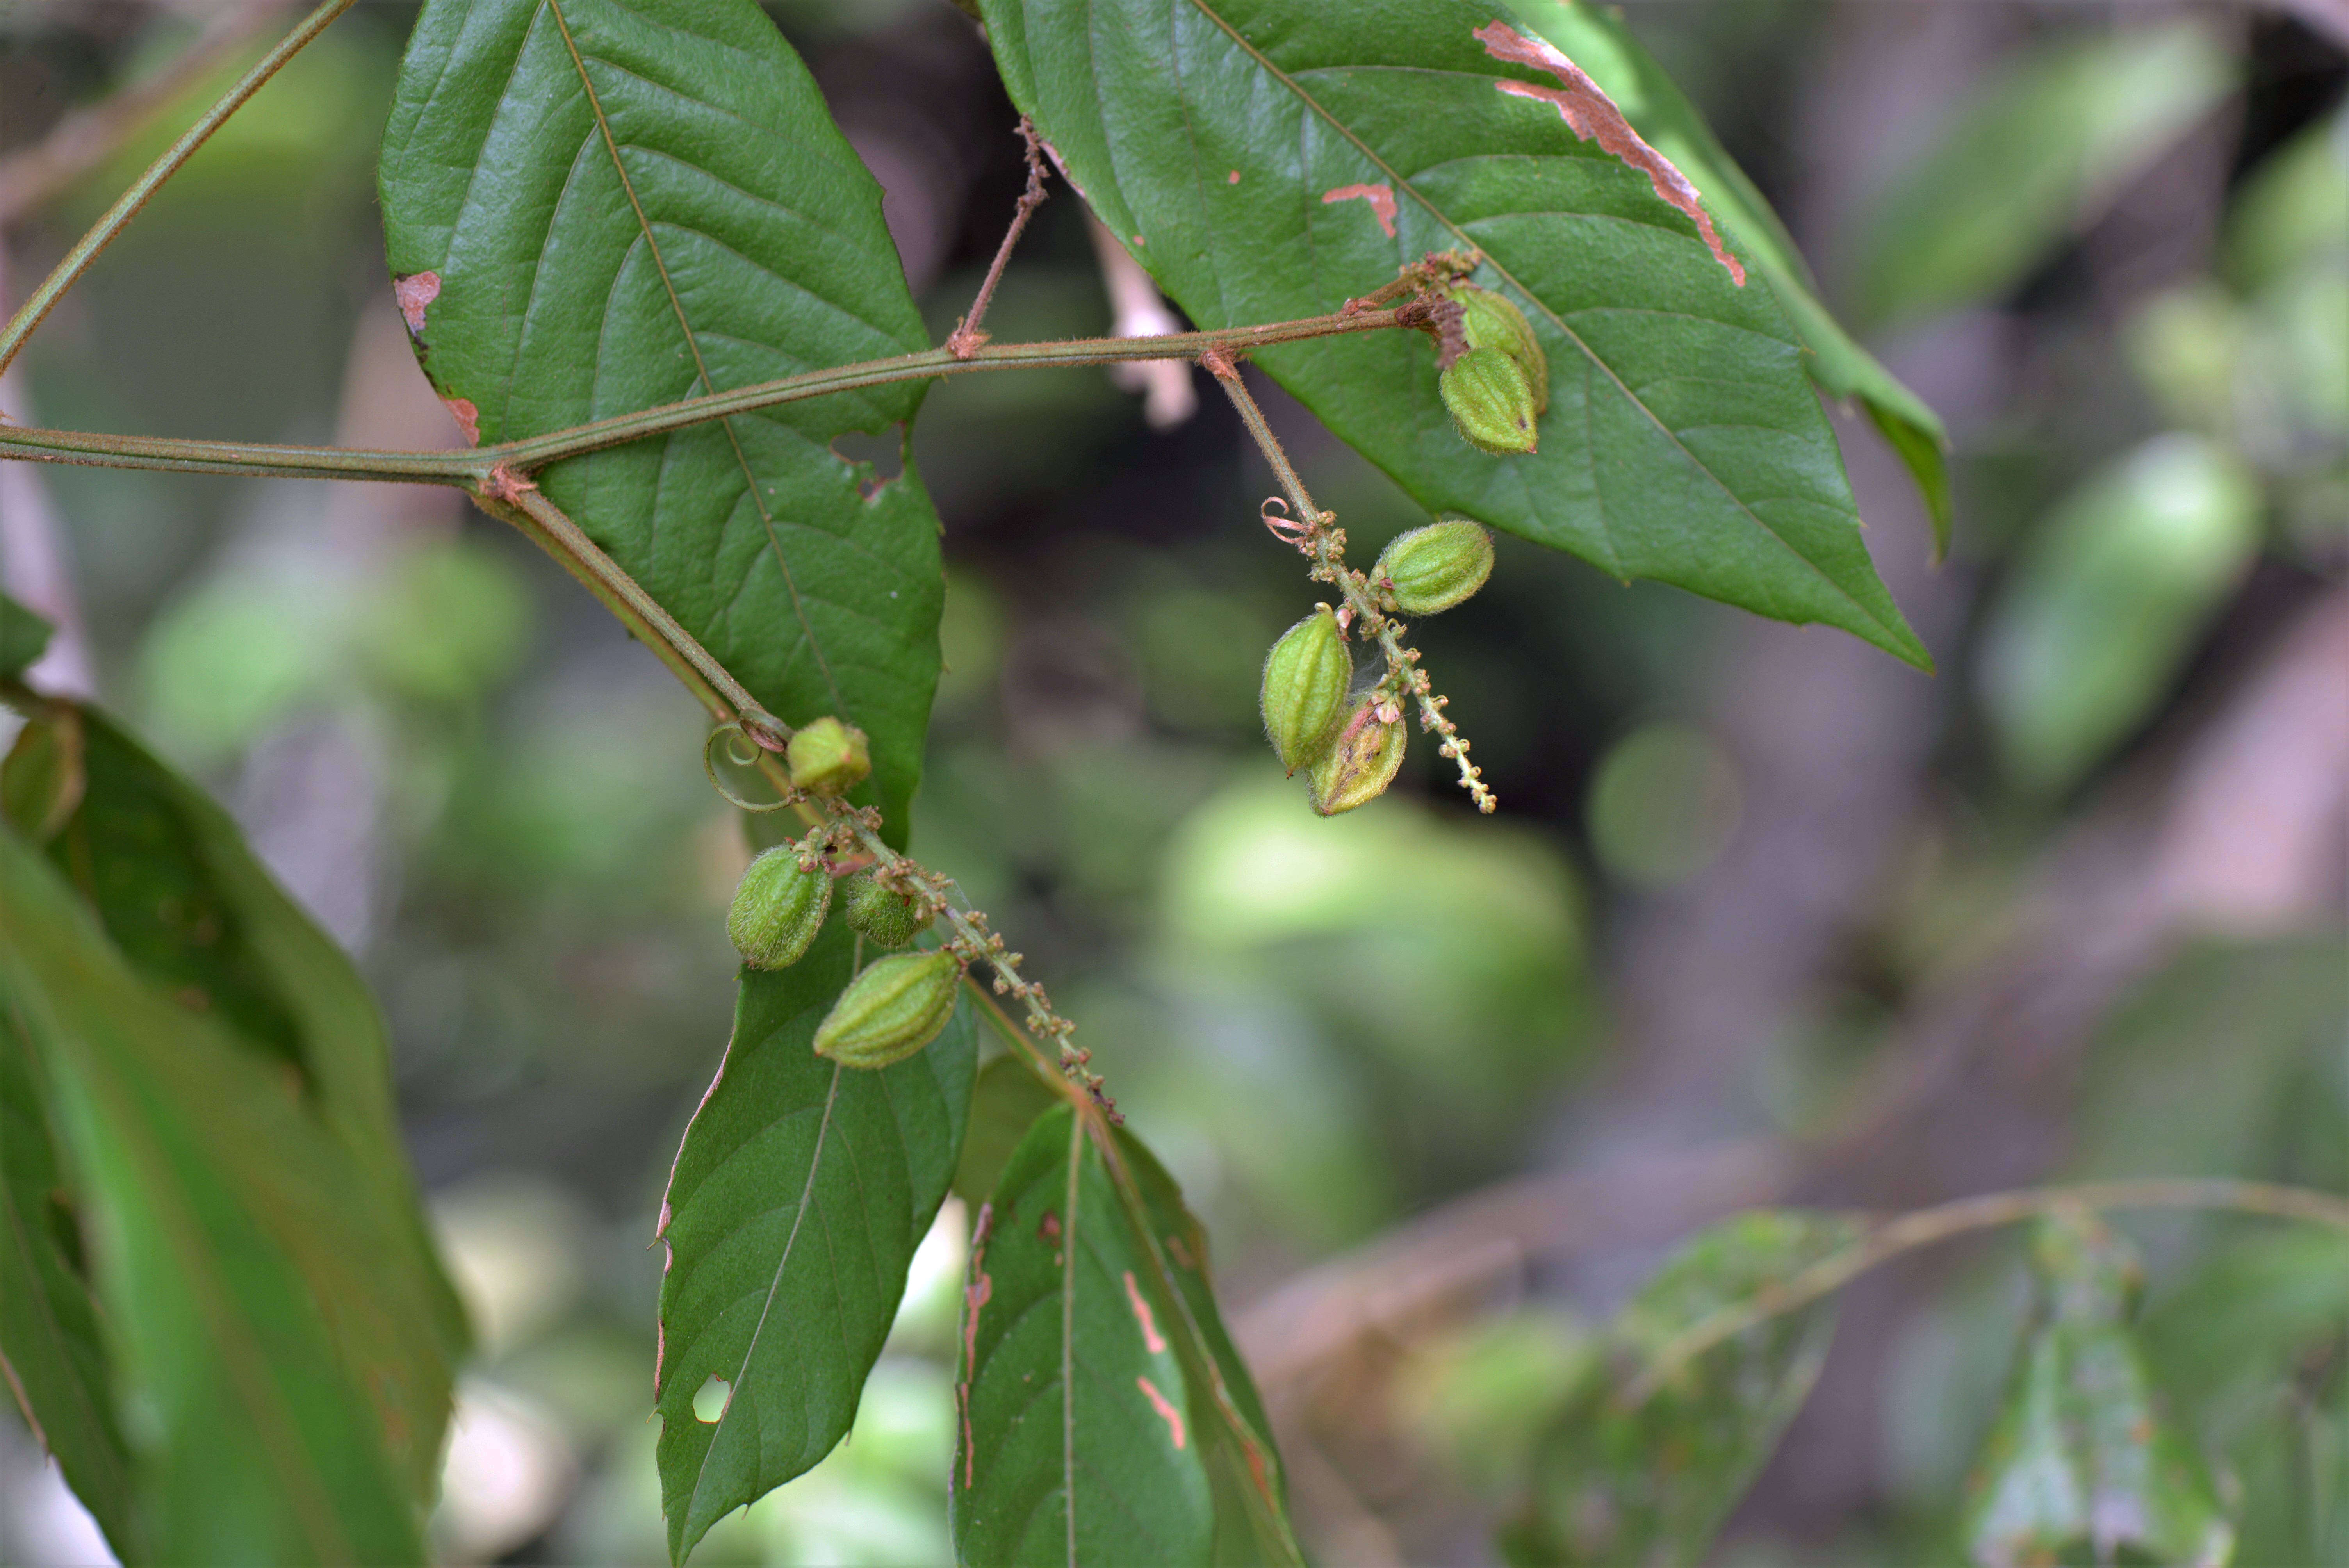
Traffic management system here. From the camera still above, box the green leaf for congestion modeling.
[954,1105,1217,1566]
[977,0,1929,668]
[10,704,467,1491]
[378,0,948,843]
[0,592,53,681]
[0,826,448,1565]
[655,929,976,1565]
[1509,1,1952,554]
[954,1054,1066,1209]
[0,974,137,1561]
[1963,1211,2235,1568]
[1503,1209,1859,1567]
[1848,21,2237,331]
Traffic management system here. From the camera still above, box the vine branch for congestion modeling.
[946,117,1050,360]
[1620,1177,2349,1408]
[0,0,357,383]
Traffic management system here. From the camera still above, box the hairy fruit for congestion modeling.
[787,716,870,796]
[1444,283,1548,414]
[813,950,962,1069]
[1374,521,1494,615]
[727,846,831,970]
[1310,703,1407,816]
[1439,347,1539,456]
[843,870,932,949]
[1261,608,1353,774]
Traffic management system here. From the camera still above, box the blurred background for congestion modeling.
[0,0,2342,1563]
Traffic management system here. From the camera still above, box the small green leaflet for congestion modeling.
[1509,0,1953,555]
[0,591,52,681]
[1503,1209,1859,1567]
[655,929,975,1565]
[1964,1212,2235,1568]
[378,0,950,843]
[978,0,1930,668]
[0,826,446,1565]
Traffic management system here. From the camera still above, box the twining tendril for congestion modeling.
[702,723,799,813]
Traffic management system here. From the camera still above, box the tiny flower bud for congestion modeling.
[1260,608,1353,775]
[727,846,831,970]
[1443,284,1548,414]
[1439,347,1538,456]
[786,716,870,796]
[1374,520,1494,615]
[813,950,962,1069]
[843,870,932,949]
[1309,702,1407,816]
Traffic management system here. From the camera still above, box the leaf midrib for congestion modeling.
[1171,0,1906,643]
[542,0,849,717]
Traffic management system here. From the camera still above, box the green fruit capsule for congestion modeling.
[1260,608,1353,774]
[843,870,932,949]
[787,716,870,797]
[1444,283,1548,414]
[727,846,831,970]
[1439,347,1539,456]
[1374,521,1494,615]
[813,950,962,1069]
[1309,703,1407,816]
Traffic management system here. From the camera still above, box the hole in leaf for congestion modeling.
[692,1374,731,1423]
[830,427,905,497]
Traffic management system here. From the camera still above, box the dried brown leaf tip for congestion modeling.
[1472,21,1745,287]
[1321,181,1399,239]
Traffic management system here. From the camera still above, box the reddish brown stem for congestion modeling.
[946,118,1051,360]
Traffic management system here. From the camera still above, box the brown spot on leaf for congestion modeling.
[1227,169,1241,185]
[444,397,480,446]
[1473,21,1745,286]
[1123,1271,1168,1353]
[1322,182,1399,239]
[1137,1376,1187,1449]
[1039,1210,1060,1246]
[394,271,440,334]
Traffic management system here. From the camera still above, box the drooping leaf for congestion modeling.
[1847,20,2236,331]
[378,0,948,843]
[1502,1208,1859,1567]
[8,704,467,1490]
[1962,1211,2235,1568]
[953,1105,1217,1566]
[978,0,1929,668]
[655,929,976,1565]
[1509,1,1952,554]
[0,826,448,1565]
[0,591,53,681]
[0,974,137,1561]
[1977,435,2261,796]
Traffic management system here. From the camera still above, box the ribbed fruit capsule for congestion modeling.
[787,716,870,796]
[1374,521,1494,615]
[1309,703,1407,816]
[843,870,932,949]
[1444,284,1548,414]
[813,950,962,1069]
[1439,347,1538,456]
[727,846,831,970]
[1260,608,1353,774]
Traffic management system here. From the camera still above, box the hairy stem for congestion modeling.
[0,309,1419,482]
[0,0,356,383]
[1620,1177,2349,1408]
[946,118,1050,360]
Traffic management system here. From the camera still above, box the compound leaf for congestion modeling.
[379,0,948,842]
[655,930,975,1564]
[1504,1209,1859,1566]
[978,0,1928,667]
